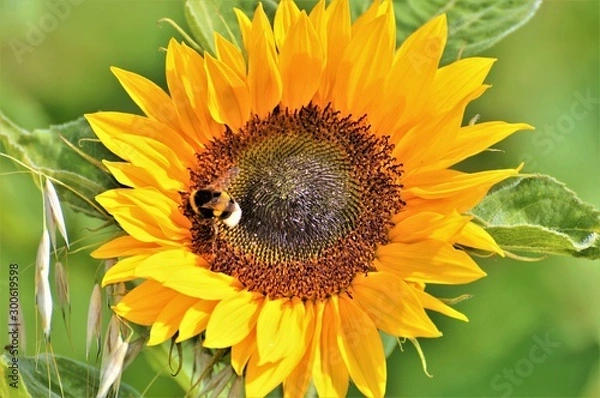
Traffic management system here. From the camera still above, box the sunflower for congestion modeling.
[86,0,532,396]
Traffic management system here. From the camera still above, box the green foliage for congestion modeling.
[392,0,542,64]
[0,354,140,398]
[183,0,541,65]
[0,356,29,398]
[0,112,119,219]
[471,175,600,259]
[380,331,398,358]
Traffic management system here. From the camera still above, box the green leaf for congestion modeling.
[380,331,398,358]
[184,0,540,64]
[1,354,140,398]
[0,355,29,398]
[392,0,542,64]
[470,175,600,260]
[0,112,118,219]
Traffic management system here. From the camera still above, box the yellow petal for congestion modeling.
[352,272,441,338]
[248,31,282,117]
[394,13,447,89]
[148,293,197,346]
[246,300,313,397]
[91,235,160,259]
[110,66,179,129]
[245,356,288,397]
[432,57,496,115]
[96,188,190,245]
[163,269,237,301]
[249,3,276,53]
[86,111,191,161]
[283,353,313,398]
[410,286,469,322]
[311,0,349,105]
[405,168,520,201]
[215,33,246,79]
[113,280,178,325]
[129,248,197,275]
[350,0,381,33]
[400,190,487,219]
[274,0,301,50]
[313,300,348,397]
[103,162,186,200]
[308,0,327,49]
[456,221,504,256]
[256,298,305,365]
[307,0,329,103]
[165,40,203,144]
[204,291,262,348]
[389,210,470,243]
[333,295,386,398]
[128,250,237,300]
[392,85,489,172]
[234,7,252,54]
[376,240,487,284]
[204,53,251,130]
[371,14,446,134]
[104,161,150,190]
[279,12,324,109]
[102,253,152,286]
[429,122,534,171]
[333,13,394,116]
[176,300,218,342]
[231,330,256,375]
[166,39,217,149]
[314,0,351,105]
[86,113,190,191]
[283,302,317,398]
[177,43,225,142]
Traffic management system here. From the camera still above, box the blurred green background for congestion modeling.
[0,0,598,397]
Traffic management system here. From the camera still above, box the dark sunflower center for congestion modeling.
[229,130,360,263]
[183,104,403,300]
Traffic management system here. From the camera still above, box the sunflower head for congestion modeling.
[87,0,532,396]
[185,103,404,301]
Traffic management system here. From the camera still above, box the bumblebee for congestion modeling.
[187,168,242,228]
